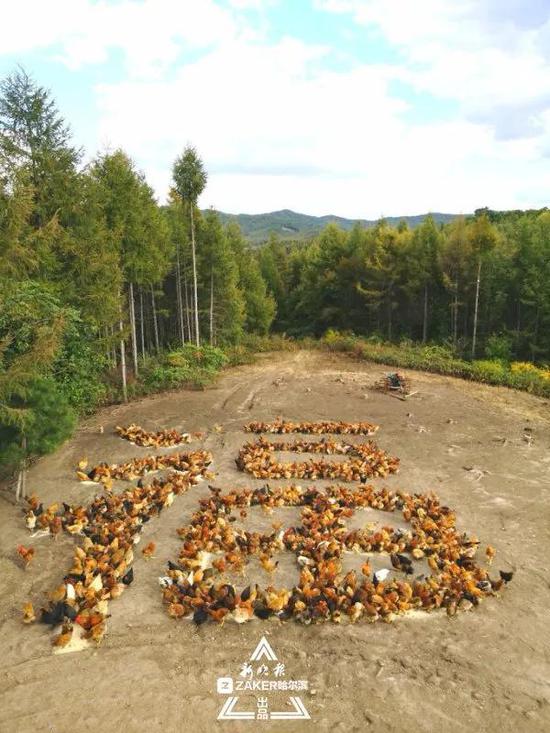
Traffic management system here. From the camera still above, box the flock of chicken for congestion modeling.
[160,419,511,624]
[160,481,511,624]
[20,446,213,647]
[236,436,400,481]
[244,420,379,435]
[115,423,192,447]
[19,418,512,647]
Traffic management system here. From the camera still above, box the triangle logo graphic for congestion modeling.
[249,635,278,661]
[218,697,255,720]
[216,635,311,722]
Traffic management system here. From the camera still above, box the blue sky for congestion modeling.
[1,0,549,217]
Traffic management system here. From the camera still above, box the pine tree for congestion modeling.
[0,67,81,229]
[440,217,471,347]
[468,213,498,357]
[226,222,275,335]
[91,150,171,390]
[172,146,207,347]
[407,216,441,342]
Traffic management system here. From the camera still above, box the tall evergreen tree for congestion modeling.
[199,209,245,344]
[468,213,498,357]
[0,67,80,230]
[227,222,275,335]
[172,146,207,347]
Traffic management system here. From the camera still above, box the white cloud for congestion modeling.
[316,0,550,138]
[93,30,546,216]
[0,0,244,78]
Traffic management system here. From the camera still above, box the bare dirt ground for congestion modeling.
[1,350,549,733]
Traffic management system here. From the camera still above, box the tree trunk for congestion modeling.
[471,257,482,358]
[15,435,26,501]
[532,306,540,361]
[139,288,145,358]
[129,283,138,377]
[119,305,128,402]
[184,272,192,343]
[111,325,117,368]
[15,470,22,502]
[190,205,200,347]
[104,327,111,365]
[21,440,26,500]
[452,278,459,348]
[209,270,214,346]
[422,283,428,343]
[151,286,160,353]
[175,242,185,346]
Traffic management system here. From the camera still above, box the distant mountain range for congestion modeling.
[212,208,460,243]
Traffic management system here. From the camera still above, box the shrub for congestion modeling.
[322,330,358,352]
[54,319,107,414]
[139,344,228,394]
[318,332,550,398]
[241,333,298,353]
[471,359,508,385]
[0,377,76,473]
[510,361,540,375]
[485,334,513,362]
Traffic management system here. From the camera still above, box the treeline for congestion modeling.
[0,69,274,478]
[258,208,550,362]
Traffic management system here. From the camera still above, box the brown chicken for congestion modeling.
[17,545,34,568]
[22,602,36,623]
[142,542,156,559]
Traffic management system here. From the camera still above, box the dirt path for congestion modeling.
[1,350,549,733]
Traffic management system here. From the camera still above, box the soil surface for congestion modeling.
[1,350,549,733]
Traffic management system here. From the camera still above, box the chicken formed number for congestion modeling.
[21,437,213,650]
[160,419,512,626]
[19,419,513,646]
[160,482,513,625]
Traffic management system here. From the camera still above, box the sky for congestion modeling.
[1,0,549,218]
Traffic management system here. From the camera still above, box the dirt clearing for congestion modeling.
[1,350,549,733]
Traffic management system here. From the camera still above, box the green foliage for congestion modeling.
[484,334,513,362]
[227,222,276,335]
[0,376,76,472]
[198,209,245,344]
[320,331,550,397]
[240,332,298,353]
[213,208,457,244]
[0,281,106,416]
[53,320,107,414]
[92,150,172,287]
[0,67,81,229]
[471,359,508,384]
[172,146,207,204]
[140,344,228,393]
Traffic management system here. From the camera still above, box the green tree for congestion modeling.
[227,222,275,334]
[0,67,80,230]
[199,209,245,344]
[468,213,498,356]
[172,146,207,346]
[92,150,171,392]
[439,217,472,348]
[406,216,440,342]
[0,281,75,495]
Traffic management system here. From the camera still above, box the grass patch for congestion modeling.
[106,335,301,403]
[320,330,550,398]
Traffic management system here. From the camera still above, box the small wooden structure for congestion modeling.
[375,371,413,396]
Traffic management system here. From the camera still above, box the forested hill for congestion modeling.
[212,208,459,243]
